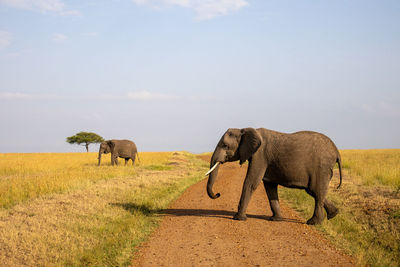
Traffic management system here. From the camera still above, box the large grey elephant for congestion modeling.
[205,128,342,225]
[98,139,139,166]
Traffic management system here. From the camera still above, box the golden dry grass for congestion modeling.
[0,152,208,266]
[0,152,171,209]
[340,149,400,189]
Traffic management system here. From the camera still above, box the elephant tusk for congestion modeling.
[205,162,220,176]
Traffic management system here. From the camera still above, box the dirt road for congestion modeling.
[132,156,355,266]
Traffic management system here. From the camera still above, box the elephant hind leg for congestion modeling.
[132,154,136,166]
[305,186,327,225]
[324,169,339,219]
[305,171,333,225]
[324,199,339,220]
[307,197,324,225]
[125,158,129,165]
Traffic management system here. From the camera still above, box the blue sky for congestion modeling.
[0,0,399,153]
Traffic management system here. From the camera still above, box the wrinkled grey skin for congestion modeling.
[207,128,342,225]
[98,139,138,166]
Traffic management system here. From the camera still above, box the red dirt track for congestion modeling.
[132,155,355,266]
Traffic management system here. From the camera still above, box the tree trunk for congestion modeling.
[85,143,89,152]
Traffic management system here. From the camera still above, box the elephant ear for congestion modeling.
[238,128,262,165]
[107,140,115,152]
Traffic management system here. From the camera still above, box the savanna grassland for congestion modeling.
[0,152,208,266]
[280,149,400,266]
[1,150,399,267]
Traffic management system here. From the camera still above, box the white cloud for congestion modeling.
[0,0,79,15]
[0,31,12,49]
[52,33,67,43]
[0,91,209,102]
[377,101,400,117]
[132,0,248,20]
[0,92,62,100]
[97,91,210,101]
[361,100,400,118]
[133,0,150,5]
[96,91,179,101]
[126,90,179,100]
[0,92,31,99]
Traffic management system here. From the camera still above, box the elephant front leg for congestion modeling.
[263,181,282,221]
[234,160,267,221]
[111,155,118,166]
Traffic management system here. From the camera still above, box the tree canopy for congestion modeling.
[66,132,104,152]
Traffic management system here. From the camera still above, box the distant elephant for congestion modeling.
[98,139,139,166]
[205,128,342,225]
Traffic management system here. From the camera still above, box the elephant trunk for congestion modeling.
[206,153,222,199]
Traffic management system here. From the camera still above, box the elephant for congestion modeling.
[205,128,343,225]
[98,139,139,166]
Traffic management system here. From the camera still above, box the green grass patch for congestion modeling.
[392,210,400,219]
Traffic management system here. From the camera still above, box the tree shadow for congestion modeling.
[110,202,303,224]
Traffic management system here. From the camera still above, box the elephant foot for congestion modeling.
[327,208,339,220]
[306,217,323,225]
[233,213,247,221]
[268,215,283,222]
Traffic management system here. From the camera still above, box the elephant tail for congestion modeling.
[336,156,343,189]
[136,152,141,164]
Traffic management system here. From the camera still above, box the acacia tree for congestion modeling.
[66,132,104,152]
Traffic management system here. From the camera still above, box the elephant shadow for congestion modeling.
[111,202,154,215]
[111,202,303,224]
